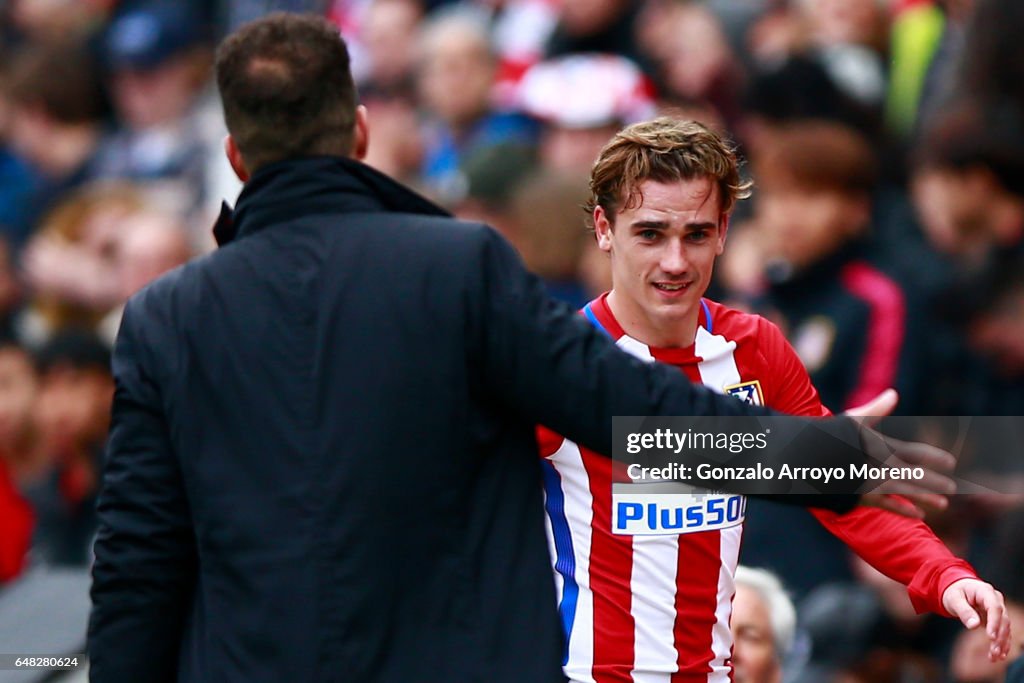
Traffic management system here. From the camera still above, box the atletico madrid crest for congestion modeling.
[723,380,764,406]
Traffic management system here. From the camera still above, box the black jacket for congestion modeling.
[88,157,860,682]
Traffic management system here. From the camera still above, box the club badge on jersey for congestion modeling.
[724,379,764,405]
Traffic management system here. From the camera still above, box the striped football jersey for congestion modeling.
[538,293,976,683]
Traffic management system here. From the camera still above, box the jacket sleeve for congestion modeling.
[811,506,977,615]
[88,296,197,682]
[466,227,862,512]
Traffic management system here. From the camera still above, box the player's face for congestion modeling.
[594,176,725,347]
[730,584,781,683]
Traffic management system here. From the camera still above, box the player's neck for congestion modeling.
[605,290,699,349]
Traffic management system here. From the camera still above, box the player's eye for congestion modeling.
[686,230,710,242]
[638,229,659,241]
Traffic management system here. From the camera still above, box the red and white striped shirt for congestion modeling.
[538,294,976,683]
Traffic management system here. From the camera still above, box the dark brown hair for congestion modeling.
[215,13,358,171]
[755,121,877,195]
[586,117,751,225]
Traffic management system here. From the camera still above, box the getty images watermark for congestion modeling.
[613,416,1024,496]
[609,416,1022,535]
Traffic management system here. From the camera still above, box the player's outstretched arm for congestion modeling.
[943,578,1013,662]
[824,390,1009,661]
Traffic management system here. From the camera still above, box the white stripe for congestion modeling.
[617,335,656,363]
[548,440,597,683]
[693,327,741,393]
[631,534,681,683]
[695,322,744,683]
[707,526,742,682]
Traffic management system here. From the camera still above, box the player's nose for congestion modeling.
[659,242,689,275]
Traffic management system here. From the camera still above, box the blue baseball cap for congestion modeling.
[105,4,204,71]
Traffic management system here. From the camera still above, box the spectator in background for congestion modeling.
[474,0,559,98]
[956,0,1024,111]
[518,53,654,177]
[452,141,537,251]
[94,3,213,215]
[4,40,106,248]
[967,263,1024,383]
[20,184,141,345]
[354,0,425,182]
[737,55,880,159]
[543,0,645,68]
[416,9,536,202]
[911,100,1024,259]
[738,122,928,600]
[508,170,591,307]
[640,0,746,128]
[1,0,110,45]
[0,56,42,251]
[751,122,921,412]
[886,0,977,138]
[20,182,193,347]
[731,566,797,683]
[21,330,112,567]
[800,0,889,108]
[453,137,611,303]
[0,336,35,584]
[748,0,888,112]
[97,203,192,346]
[357,0,422,100]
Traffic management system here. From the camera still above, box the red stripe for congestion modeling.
[671,529,723,681]
[840,262,906,410]
[591,293,627,340]
[583,448,636,682]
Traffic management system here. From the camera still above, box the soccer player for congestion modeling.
[538,118,1012,683]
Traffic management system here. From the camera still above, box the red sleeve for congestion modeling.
[0,462,33,583]
[756,316,977,616]
[757,317,829,417]
[810,506,977,615]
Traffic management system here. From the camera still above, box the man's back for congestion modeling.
[89,158,566,682]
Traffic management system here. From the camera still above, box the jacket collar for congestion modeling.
[212,155,450,246]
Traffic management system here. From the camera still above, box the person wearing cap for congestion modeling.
[92,3,213,212]
[87,14,959,683]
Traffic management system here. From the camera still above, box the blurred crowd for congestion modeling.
[1,0,1024,680]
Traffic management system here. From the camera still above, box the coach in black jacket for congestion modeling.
[87,14,953,683]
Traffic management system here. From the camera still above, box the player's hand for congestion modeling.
[942,578,1012,661]
[843,388,898,425]
[842,388,957,518]
[855,425,957,520]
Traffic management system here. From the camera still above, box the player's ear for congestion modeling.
[224,135,250,183]
[594,205,614,253]
[352,105,369,161]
